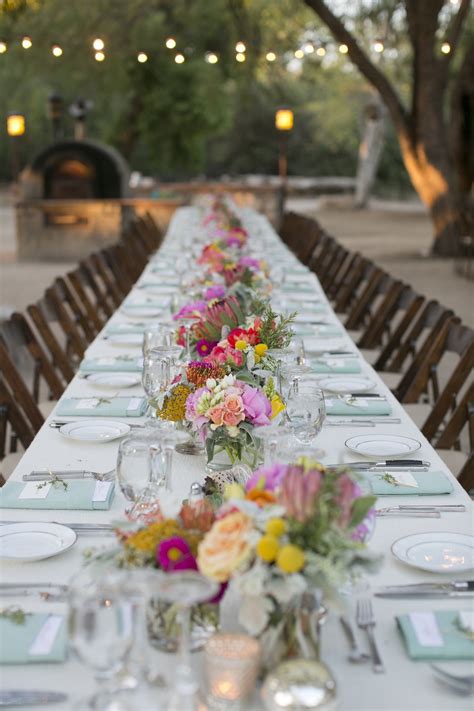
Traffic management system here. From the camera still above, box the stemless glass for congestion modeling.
[142,351,170,421]
[116,435,153,506]
[69,574,134,710]
[286,384,326,445]
[142,323,176,357]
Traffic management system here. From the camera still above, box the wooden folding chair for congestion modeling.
[0,379,36,484]
[86,253,126,307]
[279,212,323,264]
[319,244,350,294]
[67,267,107,333]
[78,258,116,318]
[372,289,426,371]
[27,297,76,382]
[356,280,407,350]
[45,283,88,362]
[434,383,474,492]
[0,338,44,435]
[333,258,374,315]
[143,211,164,248]
[344,267,387,331]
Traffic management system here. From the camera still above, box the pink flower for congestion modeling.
[173,300,206,321]
[336,474,360,527]
[241,385,272,426]
[196,339,217,358]
[209,404,225,427]
[239,256,260,271]
[246,463,288,492]
[279,465,322,522]
[186,388,209,429]
[157,537,198,572]
[204,285,226,301]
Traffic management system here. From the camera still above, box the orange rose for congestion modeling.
[245,488,277,507]
[197,511,252,582]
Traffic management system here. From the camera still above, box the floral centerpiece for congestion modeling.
[196,459,380,667]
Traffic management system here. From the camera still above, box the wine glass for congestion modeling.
[142,351,171,422]
[253,423,293,466]
[116,435,154,507]
[149,421,189,492]
[142,323,175,357]
[286,384,326,446]
[69,573,134,710]
[153,571,218,711]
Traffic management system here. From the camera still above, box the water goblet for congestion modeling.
[253,423,293,466]
[116,434,154,507]
[142,351,171,422]
[149,420,190,492]
[286,384,326,446]
[153,571,219,711]
[142,323,175,357]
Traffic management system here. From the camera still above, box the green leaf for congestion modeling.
[350,496,376,527]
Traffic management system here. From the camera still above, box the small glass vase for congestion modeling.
[175,420,205,457]
[258,592,327,674]
[147,597,220,653]
[205,428,261,473]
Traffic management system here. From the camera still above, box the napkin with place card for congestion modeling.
[397,610,474,660]
[366,469,453,496]
[0,479,115,510]
[80,356,143,372]
[310,358,362,374]
[0,613,67,664]
[293,307,328,321]
[55,396,147,418]
[137,283,177,293]
[325,396,392,416]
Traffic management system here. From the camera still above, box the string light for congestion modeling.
[294,49,304,59]
[92,38,104,51]
[51,43,62,57]
[373,40,384,53]
[303,43,314,54]
[94,51,105,62]
[205,52,218,64]
[174,53,185,64]
[21,36,32,49]
[165,38,176,49]
[235,41,246,53]
[0,41,7,54]
[137,52,148,63]
[339,43,348,54]
[266,51,276,62]
[316,46,326,57]
[236,52,246,62]
[441,41,451,54]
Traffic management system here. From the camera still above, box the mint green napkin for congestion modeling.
[325,397,391,416]
[293,307,327,319]
[80,357,143,372]
[366,470,453,496]
[106,323,147,335]
[295,325,343,338]
[0,479,115,510]
[56,396,147,418]
[397,611,474,660]
[123,300,168,310]
[0,614,67,664]
[310,358,361,374]
[138,282,178,291]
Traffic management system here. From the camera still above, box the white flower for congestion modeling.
[226,426,240,438]
[238,594,274,636]
[270,573,308,604]
[232,563,268,597]
[206,378,217,389]
[157,491,182,519]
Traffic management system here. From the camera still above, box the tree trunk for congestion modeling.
[354,96,386,208]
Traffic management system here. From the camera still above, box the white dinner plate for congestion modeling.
[85,373,141,389]
[392,533,474,574]
[107,333,143,347]
[59,420,131,443]
[318,375,375,393]
[0,522,77,562]
[121,306,164,319]
[345,433,421,458]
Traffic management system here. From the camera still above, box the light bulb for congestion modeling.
[339,43,348,54]
[93,38,104,51]
[294,49,304,59]
[303,43,314,54]
[22,36,32,49]
[0,41,7,54]
[166,38,176,49]
[441,42,451,54]
[51,44,63,57]
[137,52,148,63]
[205,52,218,64]
[95,51,105,62]
[266,52,276,62]
[373,40,384,53]
[235,41,246,53]
[236,52,246,62]
[316,46,326,57]
[175,53,185,64]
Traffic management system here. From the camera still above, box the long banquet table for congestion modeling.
[1,206,472,710]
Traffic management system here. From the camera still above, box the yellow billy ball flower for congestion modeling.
[235,339,248,351]
[277,544,305,574]
[254,343,268,357]
[256,534,280,562]
[265,517,286,537]
[224,482,245,500]
[271,395,285,419]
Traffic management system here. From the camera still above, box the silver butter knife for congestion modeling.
[327,460,431,470]
[378,505,465,513]
[0,691,68,706]
[375,580,474,598]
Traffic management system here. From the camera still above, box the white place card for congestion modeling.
[326,359,345,368]
[29,615,63,656]
[76,398,100,409]
[19,482,51,499]
[93,481,113,502]
[127,397,144,412]
[409,612,444,647]
[458,611,474,633]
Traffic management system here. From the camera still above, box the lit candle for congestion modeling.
[205,633,261,707]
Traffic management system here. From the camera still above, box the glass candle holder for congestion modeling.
[205,634,261,709]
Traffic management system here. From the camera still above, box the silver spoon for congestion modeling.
[340,616,371,663]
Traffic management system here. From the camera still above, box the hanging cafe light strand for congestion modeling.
[0,33,455,63]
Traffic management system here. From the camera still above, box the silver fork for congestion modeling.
[356,599,385,673]
[22,468,116,483]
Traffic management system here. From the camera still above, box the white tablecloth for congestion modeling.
[1,207,472,710]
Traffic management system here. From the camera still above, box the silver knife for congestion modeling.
[0,691,68,706]
[23,470,99,481]
[378,505,465,513]
[327,460,431,469]
[375,580,474,598]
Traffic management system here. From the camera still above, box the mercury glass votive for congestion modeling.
[204,634,261,709]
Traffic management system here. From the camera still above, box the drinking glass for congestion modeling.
[69,574,134,710]
[286,384,326,445]
[253,423,293,466]
[153,571,219,711]
[142,351,170,421]
[142,323,175,356]
[149,420,189,492]
[116,435,154,506]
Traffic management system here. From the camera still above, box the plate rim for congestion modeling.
[345,433,421,458]
[391,531,474,573]
[59,419,131,443]
[0,521,77,561]
[86,373,141,387]
[318,375,375,393]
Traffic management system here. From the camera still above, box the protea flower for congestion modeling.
[193,296,246,342]
[278,465,322,522]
